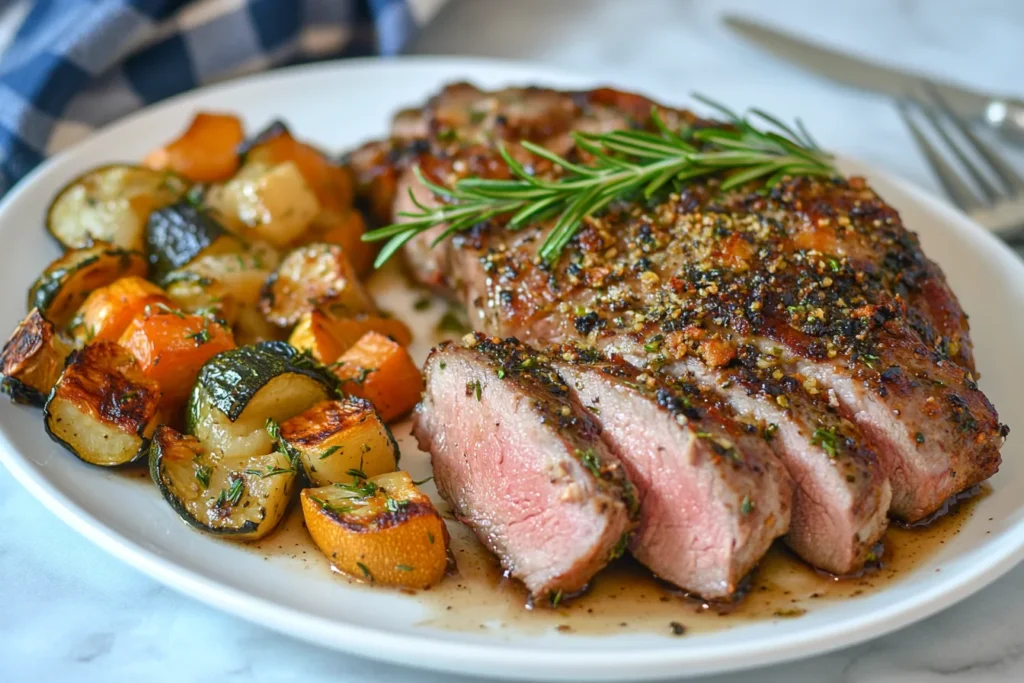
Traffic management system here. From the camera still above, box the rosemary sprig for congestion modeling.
[363,96,834,267]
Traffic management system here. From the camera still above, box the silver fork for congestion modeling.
[896,84,1024,240]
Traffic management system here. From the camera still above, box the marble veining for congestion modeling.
[3,0,1024,681]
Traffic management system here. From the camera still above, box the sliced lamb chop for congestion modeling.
[678,347,891,575]
[551,347,791,597]
[357,82,1006,535]
[413,335,636,601]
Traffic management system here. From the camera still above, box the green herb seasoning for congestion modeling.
[811,427,838,458]
[318,445,341,460]
[364,100,834,267]
[194,464,212,489]
[741,495,755,515]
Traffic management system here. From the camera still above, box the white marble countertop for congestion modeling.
[4,0,1024,681]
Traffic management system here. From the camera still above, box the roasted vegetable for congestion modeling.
[146,200,243,283]
[118,308,235,414]
[47,164,188,251]
[288,310,411,364]
[204,160,320,248]
[43,341,165,466]
[242,122,354,211]
[163,241,279,326]
[260,243,374,328]
[333,332,423,422]
[70,276,171,345]
[28,244,148,328]
[143,112,245,183]
[304,208,374,279]
[149,425,295,540]
[301,471,448,588]
[279,398,398,486]
[186,341,335,459]
[0,309,72,405]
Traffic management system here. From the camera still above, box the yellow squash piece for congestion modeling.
[301,471,449,589]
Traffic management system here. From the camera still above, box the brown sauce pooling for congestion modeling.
[249,483,988,637]
[111,461,150,482]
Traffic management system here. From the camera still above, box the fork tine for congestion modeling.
[913,94,1001,202]
[897,99,982,211]
[923,82,1024,196]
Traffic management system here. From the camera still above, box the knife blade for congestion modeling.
[723,15,993,121]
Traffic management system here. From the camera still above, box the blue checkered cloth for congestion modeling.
[0,0,444,196]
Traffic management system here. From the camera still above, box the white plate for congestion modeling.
[1,57,1023,682]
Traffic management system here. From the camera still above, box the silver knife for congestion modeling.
[724,15,1024,143]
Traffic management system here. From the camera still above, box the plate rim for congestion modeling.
[1,55,1023,681]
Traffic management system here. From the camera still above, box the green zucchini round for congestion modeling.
[186,341,337,459]
[149,425,295,540]
[47,164,188,252]
[28,243,147,328]
[147,200,240,283]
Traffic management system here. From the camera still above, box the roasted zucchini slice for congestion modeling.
[260,243,375,328]
[301,471,449,588]
[1,309,72,406]
[146,200,243,283]
[280,398,398,486]
[47,164,188,251]
[43,341,165,466]
[28,243,148,328]
[186,341,336,459]
[149,425,295,540]
[203,160,320,248]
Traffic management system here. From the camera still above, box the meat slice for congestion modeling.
[763,330,1002,521]
[679,349,890,575]
[413,335,636,601]
[551,347,791,597]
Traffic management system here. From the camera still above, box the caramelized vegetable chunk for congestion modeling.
[28,243,147,328]
[0,309,72,405]
[70,276,171,344]
[280,398,399,486]
[144,112,245,182]
[260,243,375,327]
[288,309,412,364]
[149,425,295,540]
[244,122,354,211]
[44,341,165,466]
[301,471,448,588]
[333,332,423,422]
[119,309,235,412]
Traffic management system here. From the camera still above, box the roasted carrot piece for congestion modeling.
[118,309,235,411]
[289,310,412,364]
[71,276,171,344]
[144,112,245,182]
[333,331,423,422]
